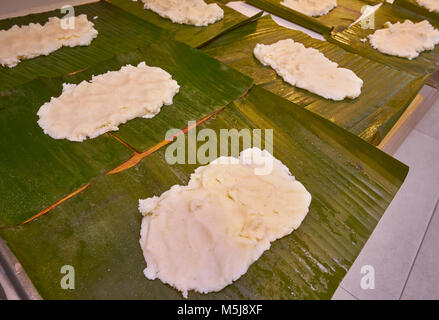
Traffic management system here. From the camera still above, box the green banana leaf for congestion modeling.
[108,0,263,48]
[328,2,439,88]
[100,44,252,152]
[0,85,408,299]
[0,78,133,227]
[245,0,368,34]
[201,15,426,145]
[0,41,252,227]
[0,1,170,91]
[393,0,439,24]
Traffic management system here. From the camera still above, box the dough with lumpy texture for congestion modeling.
[37,62,179,141]
[141,0,224,26]
[0,14,98,68]
[368,20,439,60]
[280,0,337,17]
[138,148,312,298]
[253,39,363,100]
[417,0,439,13]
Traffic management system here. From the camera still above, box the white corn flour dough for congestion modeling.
[142,0,224,26]
[253,39,363,100]
[37,62,180,142]
[138,148,312,298]
[0,14,98,68]
[280,0,337,17]
[369,20,439,60]
[417,0,439,13]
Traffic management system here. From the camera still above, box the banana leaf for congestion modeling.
[0,40,252,227]
[78,42,252,152]
[0,1,170,91]
[108,0,263,48]
[328,2,439,88]
[0,86,409,299]
[201,15,426,145]
[245,0,369,34]
[0,78,133,227]
[393,0,439,25]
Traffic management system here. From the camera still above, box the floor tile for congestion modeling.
[338,130,439,299]
[331,287,358,300]
[401,200,439,300]
[415,86,439,141]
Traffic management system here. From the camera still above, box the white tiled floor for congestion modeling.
[416,97,439,141]
[331,286,358,300]
[333,95,439,300]
[401,201,439,300]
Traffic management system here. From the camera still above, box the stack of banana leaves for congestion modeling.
[201,14,426,145]
[241,0,379,34]
[0,0,434,299]
[233,0,439,87]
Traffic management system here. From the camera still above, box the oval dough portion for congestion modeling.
[37,62,180,141]
[141,0,224,26]
[281,0,337,17]
[253,39,363,101]
[368,19,439,60]
[0,14,98,68]
[138,148,312,298]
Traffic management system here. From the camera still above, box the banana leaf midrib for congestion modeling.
[245,0,369,35]
[246,0,333,34]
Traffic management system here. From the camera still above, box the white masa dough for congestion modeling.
[138,148,312,298]
[37,62,180,141]
[417,0,439,13]
[280,0,337,17]
[253,39,363,101]
[368,20,439,60]
[141,0,224,26]
[0,14,98,68]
